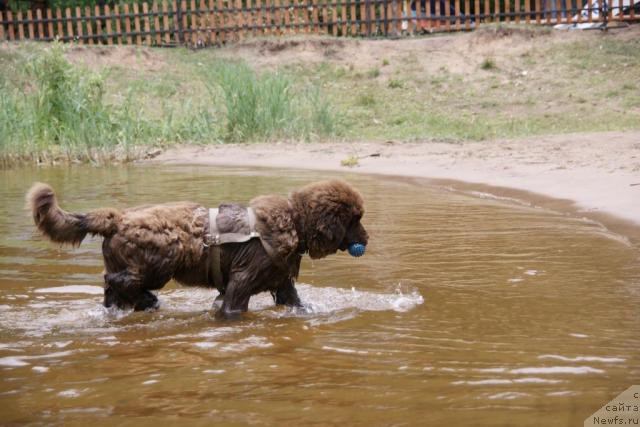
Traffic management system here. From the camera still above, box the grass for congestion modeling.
[1,28,639,166]
[480,58,497,70]
[0,42,338,165]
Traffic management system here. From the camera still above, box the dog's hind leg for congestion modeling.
[104,270,160,311]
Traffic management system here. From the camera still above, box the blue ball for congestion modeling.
[348,243,366,257]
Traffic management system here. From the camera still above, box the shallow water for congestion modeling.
[1,165,639,426]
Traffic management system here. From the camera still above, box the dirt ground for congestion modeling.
[154,130,640,239]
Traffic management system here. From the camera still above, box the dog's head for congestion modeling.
[291,180,369,259]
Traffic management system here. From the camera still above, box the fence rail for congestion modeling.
[0,0,637,46]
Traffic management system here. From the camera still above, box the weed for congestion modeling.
[388,79,404,89]
[341,155,359,167]
[480,58,497,70]
[367,68,381,78]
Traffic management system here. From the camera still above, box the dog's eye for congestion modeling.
[352,215,361,223]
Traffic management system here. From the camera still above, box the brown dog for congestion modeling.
[27,180,368,318]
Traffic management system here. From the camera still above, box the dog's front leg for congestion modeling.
[214,274,251,320]
[272,278,302,307]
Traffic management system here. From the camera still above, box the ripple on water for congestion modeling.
[0,283,423,339]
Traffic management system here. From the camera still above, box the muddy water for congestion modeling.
[0,165,639,426]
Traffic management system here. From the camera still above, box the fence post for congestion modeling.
[153,1,162,45]
[25,9,33,40]
[0,11,4,41]
[36,8,44,40]
[75,7,83,44]
[46,8,54,40]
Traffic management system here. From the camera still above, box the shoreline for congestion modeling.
[152,131,640,242]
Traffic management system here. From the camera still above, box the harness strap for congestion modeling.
[207,207,287,289]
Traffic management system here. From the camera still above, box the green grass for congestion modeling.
[0,42,338,165]
[1,29,639,166]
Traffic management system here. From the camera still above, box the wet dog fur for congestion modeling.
[27,180,368,318]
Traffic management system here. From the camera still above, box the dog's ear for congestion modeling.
[294,180,364,259]
[307,200,350,259]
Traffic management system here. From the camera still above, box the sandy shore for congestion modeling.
[154,130,640,238]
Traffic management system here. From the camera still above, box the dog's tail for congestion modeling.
[26,182,121,246]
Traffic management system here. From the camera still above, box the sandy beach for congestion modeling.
[154,130,640,239]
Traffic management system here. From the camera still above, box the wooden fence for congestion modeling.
[0,0,637,46]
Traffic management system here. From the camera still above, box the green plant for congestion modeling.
[367,68,381,78]
[388,79,404,89]
[341,155,359,167]
[208,61,337,142]
[480,58,497,70]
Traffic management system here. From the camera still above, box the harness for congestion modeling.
[205,207,287,289]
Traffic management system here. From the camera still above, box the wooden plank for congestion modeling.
[197,0,206,43]
[114,5,123,44]
[555,0,560,23]
[300,0,309,33]
[216,0,225,42]
[181,0,188,43]
[36,9,44,40]
[426,0,433,31]
[104,5,113,44]
[46,8,54,40]
[332,0,337,36]
[189,0,197,45]
[132,2,141,45]
[75,7,83,44]
[434,0,440,29]
[341,0,347,35]
[350,0,356,35]
[65,8,73,42]
[504,0,510,22]
[386,0,391,35]
[514,0,519,22]
[235,0,244,40]
[27,10,34,40]
[483,0,489,23]
[631,0,636,19]
[153,1,162,45]
[359,0,365,34]
[312,0,319,33]
[207,0,216,43]
[444,0,450,30]
[306,0,313,33]
[454,0,460,29]
[6,11,14,41]
[16,11,24,40]
[473,0,479,27]
[85,6,94,45]
[414,0,420,34]
[123,4,133,44]
[143,3,151,45]
[292,0,299,33]
[493,0,499,23]
[255,0,261,35]
[464,0,470,29]
[265,0,271,34]
[535,0,541,23]
[95,5,103,44]
[55,8,63,40]
[524,0,530,23]
[47,9,59,39]
[283,0,291,34]
[0,12,4,41]
[162,1,170,44]
[323,0,329,34]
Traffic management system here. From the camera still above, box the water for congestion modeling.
[1,165,638,426]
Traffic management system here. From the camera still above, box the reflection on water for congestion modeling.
[0,165,639,426]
